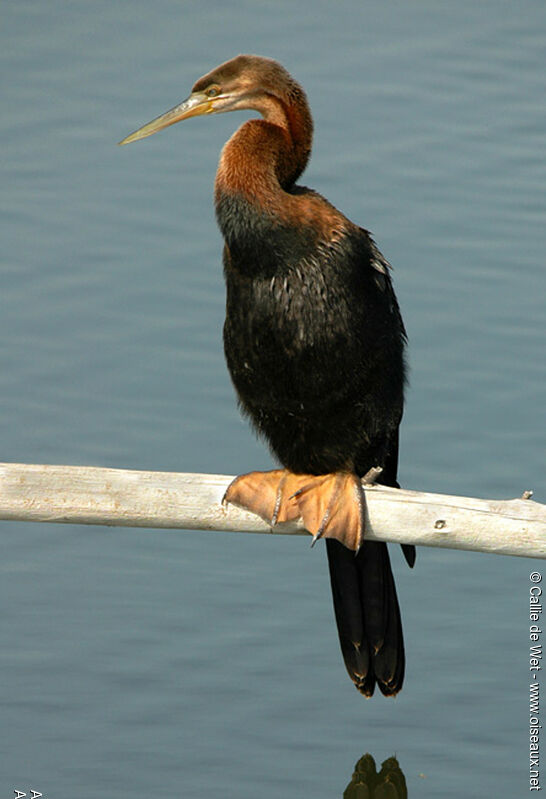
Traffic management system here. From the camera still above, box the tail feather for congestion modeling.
[401,543,416,568]
[326,538,405,697]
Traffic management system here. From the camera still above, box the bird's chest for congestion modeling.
[223,263,359,409]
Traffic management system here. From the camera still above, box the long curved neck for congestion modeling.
[214,92,313,207]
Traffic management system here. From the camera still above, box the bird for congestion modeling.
[119,54,414,697]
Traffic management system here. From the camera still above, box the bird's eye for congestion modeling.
[206,86,220,98]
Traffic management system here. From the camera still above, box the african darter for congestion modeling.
[120,55,414,696]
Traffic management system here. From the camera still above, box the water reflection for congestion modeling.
[343,754,407,798]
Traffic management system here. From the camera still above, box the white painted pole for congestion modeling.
[0,462,543,559]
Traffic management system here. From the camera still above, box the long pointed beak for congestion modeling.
[118,91,213,145]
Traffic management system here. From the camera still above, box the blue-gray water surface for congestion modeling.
[2,2,545,796]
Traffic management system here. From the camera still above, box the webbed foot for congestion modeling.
[224,469,366,551]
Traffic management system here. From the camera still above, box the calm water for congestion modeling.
[2,2,545,796]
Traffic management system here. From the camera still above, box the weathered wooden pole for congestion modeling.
[0,462,543,558]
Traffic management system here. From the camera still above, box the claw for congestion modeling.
[224,469,296,525]
[362,465,383,485]
[224,469,367,552]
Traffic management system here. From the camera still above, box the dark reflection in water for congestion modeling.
[343,754,408,798]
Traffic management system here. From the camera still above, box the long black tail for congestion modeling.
[326,539,405,697]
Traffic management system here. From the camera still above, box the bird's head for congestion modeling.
[119,54,302,146]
